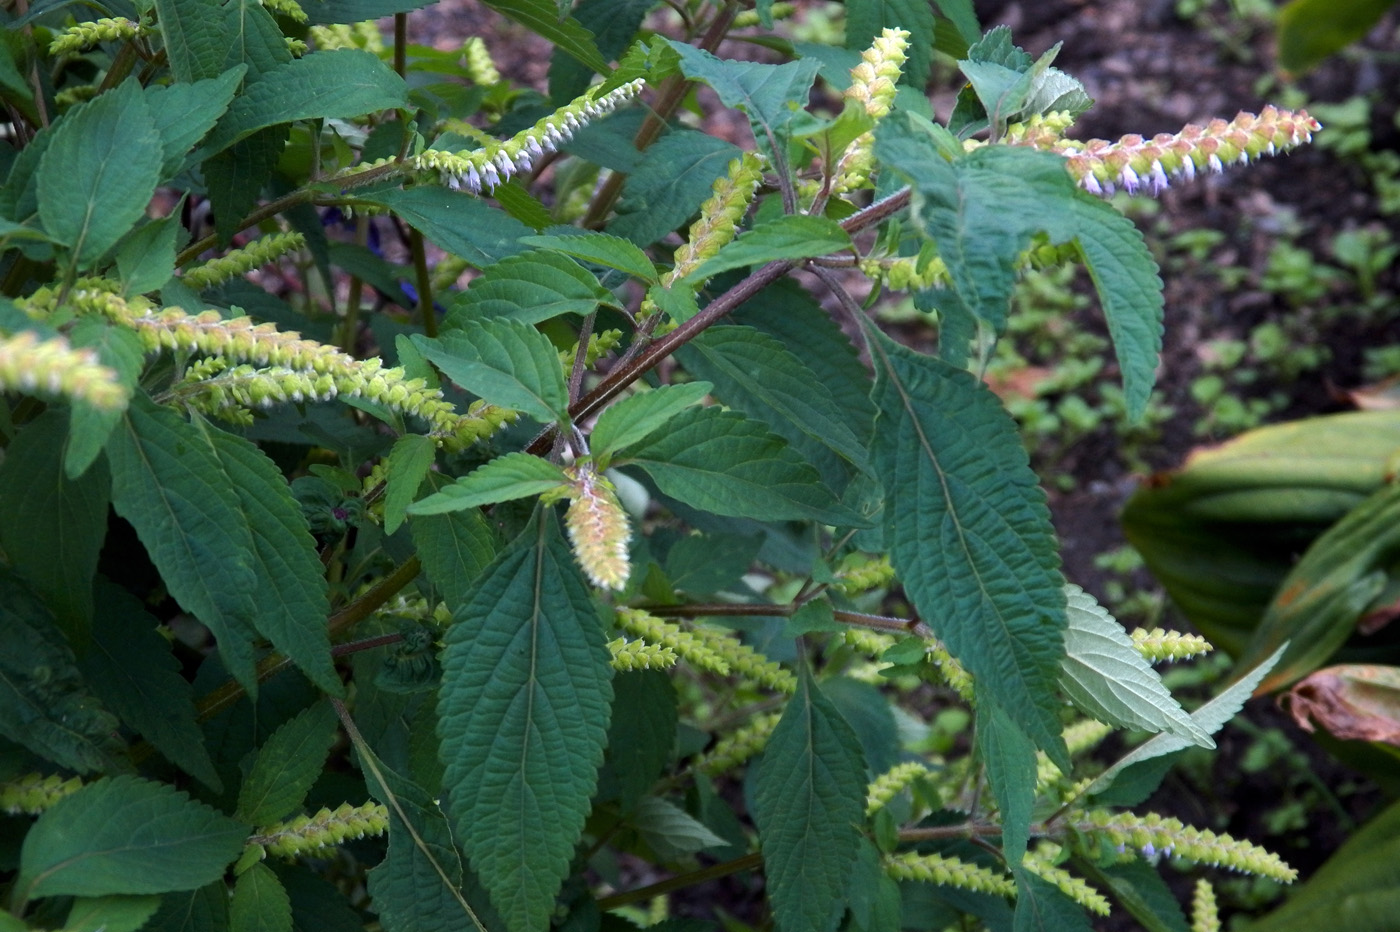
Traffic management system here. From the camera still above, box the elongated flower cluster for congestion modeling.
[835,27,910,193]
[412,79,647,195]
[1192,878,1221,932]
[687,622,796,694]
[261,0,307,23]
[560,328,623,370]
[462,37,500,86]
[1036,719,1113,793]
[608,637,678,671]
[0,330,128,410]
[1131,627,1213,663]
[49,17,149,54]
[732,2,795,27]
[696,710,783,776]
[883,852,1017,898]
[615,608,732,674]
[866,760,934,815]
[254,801,389,857]
[1082,809,1296,882]
[843,627,895,658]
[833,553,896,595]
[926,640,974,700]
[1043,106,1321,198]
[308,21,384,52]
[563,463,631,591]
[1024,846,1111,916]
[182,232,307,291]
[0,773,83,815]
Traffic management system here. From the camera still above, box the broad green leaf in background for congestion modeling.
[666,42,822,137]
[204,51,408,153]
[682,215,852,283]
[547,0,652,102]
[753,669,867,932]
[153,0,228,82]
[413,320,570,425]
[1013,871,1094,932]
[81,579,222,791]
[15,776,247,903]
[445,250,616,326]
[590,382,713,461]
[846,0,937,87]
[384,434,438,534]
[115,212,182,296]
[481,0,609,72]
[619,405,863,527]
[519,232,659,283]
[195,419,341,696]
[358,188,532,268]
[976,690,1037,862]
[0,568,121,773]
[205,127,290,244]
[36,80,164,269]
[608,131,744,246]
[596,671,677,811]
[230,863,291,932]
[410,479,499,610]
[235,700,339,825]
[64,896,162,932]
[1074,859,1190,932]
[436,513,613,932]
[630,797,729,861]
[1276,0,1399,73]
[107,397,262,691]
[867,332,1068,766]
[300,0,436,24]
[65,321,146,477]
[0,410,108,643]
[407,453,569,516]
[1059,585,1210,746]
[144,68,245,179]
[141,881,229,932]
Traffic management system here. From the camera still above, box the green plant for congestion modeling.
[0,3,1325,931]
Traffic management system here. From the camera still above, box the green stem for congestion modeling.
[341,212,370,352]
[408,227,435,337]
[647,602,932,638]
[595,852,763,909]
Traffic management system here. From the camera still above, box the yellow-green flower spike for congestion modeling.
[1082,810,1297,882]
[559,328,623,370]
[182,232,307,291]
[1,773,83,815]
[261,0,307,23]
[1041,106,1321,198]
[1023,849,1111,916]
[1131,628,1213,663]
[254,801,390,857]
[843,627,896,658]
[410,79,647,195]
[732,2,795,27]
[563,463,632,591]
[696,710,783,776]
[308,21,383,52]
[0,331,128,411]
[883,852,1017,898]
[1035,719,1113,794]
[686,622,796,694]
[615,608,732,675]
[668,152,764,282]
[1191,878,1221,932]
[608,638,678,671]
[49,17,149,55]
[926,641,974,701]
[834,27,910,193]
[832,553,896,595]
[463,37,500,86]
[866,760,934,815]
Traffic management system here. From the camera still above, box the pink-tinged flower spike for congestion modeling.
[834,27,911,193]
[563,463,631,591]
[1037,106,1321,198]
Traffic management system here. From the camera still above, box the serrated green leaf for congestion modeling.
[277,863,364,932]
[490,181,552,231]
[15,775,247,902]
[608,131,743,247]
[821,677,900,777]
[846,0,936,86]
[547,0,651,103]
[0,567,121,773]
[365,187,532,268]
[867,333,1067,766]
[976,690,1037,862]
[620,405,863,526]
[1073,857,1189,932]
[194,419,340,695]
[684,215,852,283]
[519,233,658,283]
[81,578,222,790]
[1277,0,1398,73]
[116,213,181,296]
[590,382,713,461]
[360,740,499,932]
[0,410,108,643]
[204,51,408,154]
[481,0,609,72]
[665,531,763,599]
[445,250,615,326]
[230,863,291,932]
[65,896,163,932]
[205,126,289,244]
[235,700,338,825]
[410,479,499,611]
[36,80,163,268]
[301,0,435,23]
[752,669,867,932]
[106,397,262,691]
[407,453,569,516]
[384,434,437,534]
[631,797,728,861]
[666,41,821,135]
[65,321,145,478]
[143,881,230,932]
[596,670,677,810]
[413,320,570,424]
[437,512,612,932]
[1059,585,1210,746]
[848,839,902,932]
[1086,644,1287,799]
[1012,870,1093,932]
[145,68,245,179]
[679,325,869,482]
